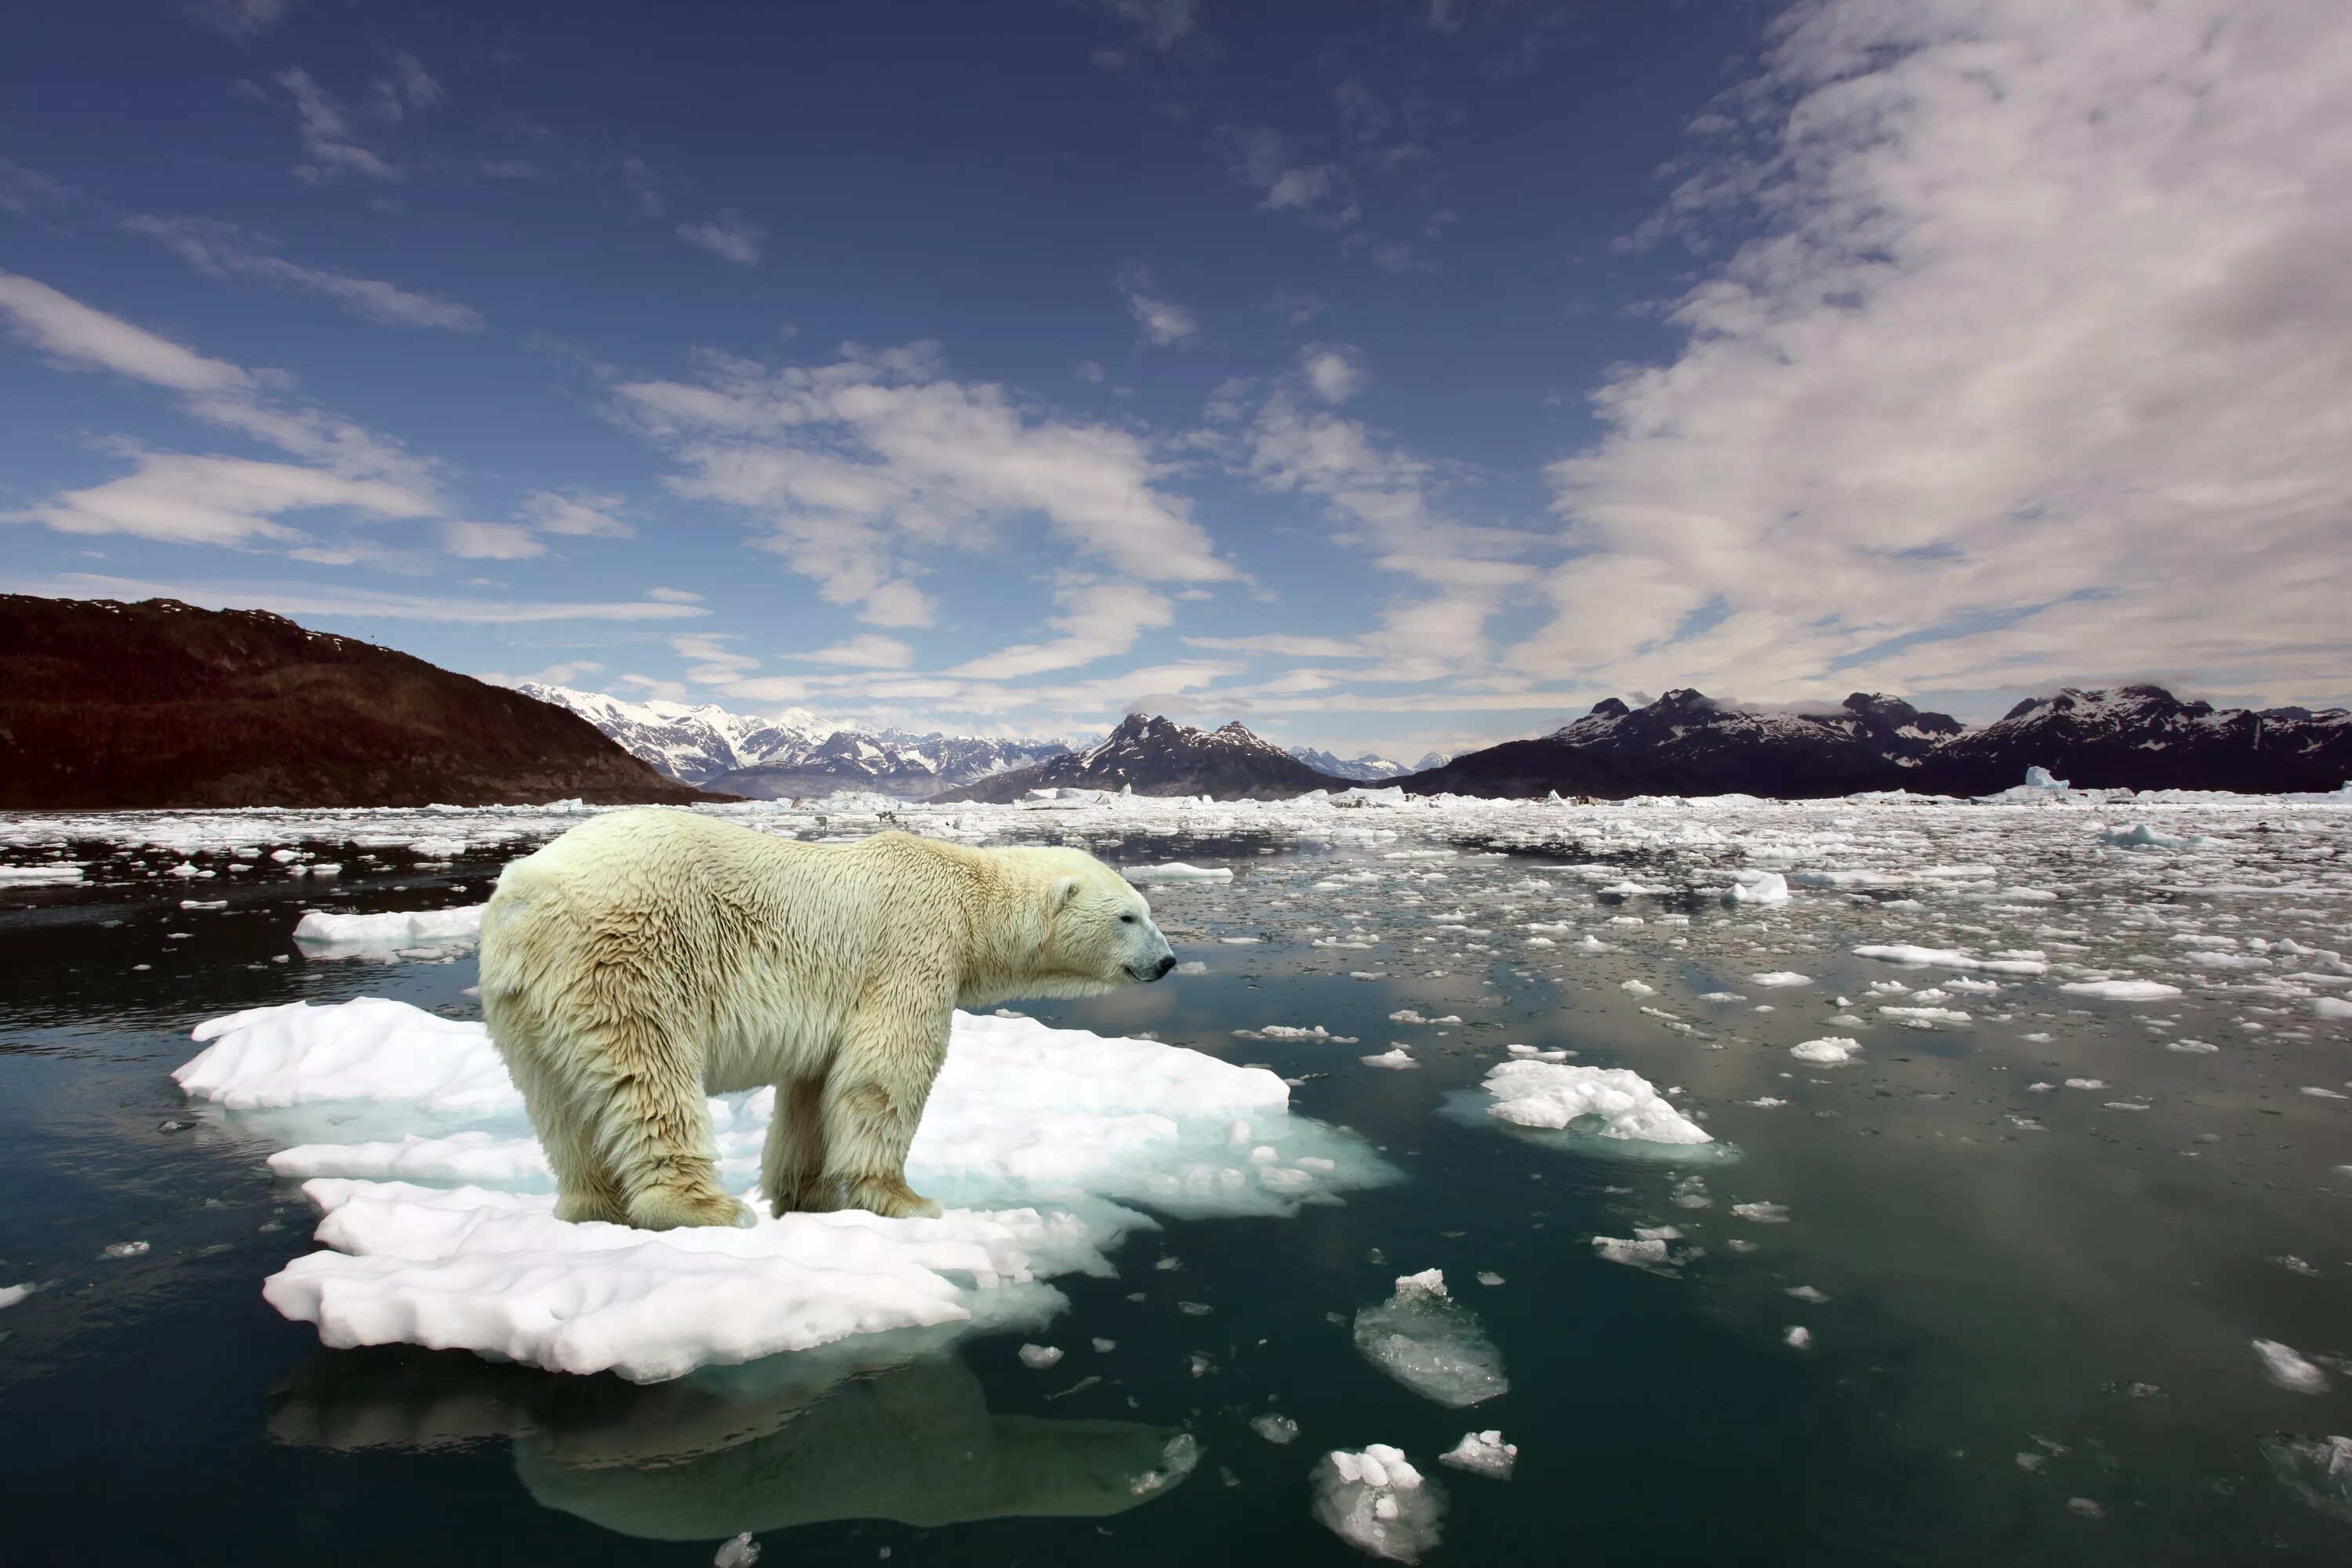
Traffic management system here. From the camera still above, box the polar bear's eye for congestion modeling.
[1120,913,1138,924]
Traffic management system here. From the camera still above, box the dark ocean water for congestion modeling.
[2,815,2349,1566]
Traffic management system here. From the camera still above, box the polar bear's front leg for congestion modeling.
[822,1014,949,1221]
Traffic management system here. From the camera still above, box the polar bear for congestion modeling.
[477,809,1177,1229]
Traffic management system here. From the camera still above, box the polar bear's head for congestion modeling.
[1000,848,1177,998]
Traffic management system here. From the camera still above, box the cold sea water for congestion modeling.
[1,793,2348,1566]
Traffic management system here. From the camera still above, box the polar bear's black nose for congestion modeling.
[1151,954,1176,979]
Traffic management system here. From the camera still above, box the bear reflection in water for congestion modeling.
[268,1338,1199,1539]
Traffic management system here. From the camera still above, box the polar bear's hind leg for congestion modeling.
[584,1011,748,1231]
[823,1015,947,1220]
[763,1074,840,1214]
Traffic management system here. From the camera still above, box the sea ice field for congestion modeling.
[2,783,2349,1565]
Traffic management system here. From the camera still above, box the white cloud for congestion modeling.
[616,339,1230,626]
[5,572,706,623]
[645,586,702,603]
[1225,128,1345,216]
[677,211,764,265]
[125,216,484,332]
[520,489,633,537]
[278,68,399,181]
[951,579,1174,679]
[1524,0,2352,708]
[1090,0,1200,68]
[11,456,434,546]
[0,156,67,216]
[1117,263,1200,346]
[1299,342,1369,403]
[788,633,915,669]
[179,0,299,38]
[372,51,441,119]
[441,521,545,560]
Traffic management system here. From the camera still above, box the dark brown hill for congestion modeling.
[0,595,720,809]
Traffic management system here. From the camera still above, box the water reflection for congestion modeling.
[269,1335,1199,1541]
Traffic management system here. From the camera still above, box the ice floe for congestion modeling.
[1439,1430,1516,1478]
[1351,1269,1508,1408]
[1476,1062,1711,1145]
[176,997,1391,1381]
[1312,1444,1444,1563]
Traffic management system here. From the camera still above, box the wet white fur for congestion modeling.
[478,809,1175,1229]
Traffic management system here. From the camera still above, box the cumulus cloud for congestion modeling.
[441,520,544,560]
[519,488,633,537]
[1299,342,1369,403]
[125,215,484,332]
[1224,127,1347,216]
[677,210,764,265]
[788,633,915,669]
[615,339,1230,627]
[1117,264,1200,347]
[1525,0,2352,707]
[951,579,1174,679]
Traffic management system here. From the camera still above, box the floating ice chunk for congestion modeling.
[293,904,488,947]
[1439,1430,1516,1478]
[1018,1343,1064,1369]
[1252,1413,1301,1445]
[2316,997,2352,1021]
[176,998,523,1113]
[1591,1236,1671,1269]
[2101,823,2204,851]
[1234,1024,1359,1042]
[1790,1037,1860,1065]
[1854,944,2049,975]
[0,864,85,886]
[1312,1445,1444,1563]
[1475,1271,1503,1286]
[1479,1062,1711,1145]
[2066,1497,2105,1519]
[1748,971,1811,988]
[2165,1038,2220,1054]
[1620,979,1657,996]
[1388,1010,1462,1025]
[1732,1202,1790,1224]
[1726,872,1790,905]
[1785,1285,1828,1303]
[1352,1270,1508,1407]
[0,1282,35,1308]
[2060,979,2183,1001]
[2258,1434,2352,1523]
[1361,1047,1419,1069]
[1784,1326,1812,1348]
[1125,863,1232,883]
[103,1240,150,1258]
[2253,1338,2331,1395]
[1879,1006,1971,1027]
[714,1530,759,1568]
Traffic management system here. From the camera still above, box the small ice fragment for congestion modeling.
[1790,1037,1860,1065]
[1252,1413,1301,1445]
[1592,1236,1671,1269]
[2063,1078,2106,1091]
[1784,1326,1812,1348]
[1362,1047,1419,1069]
[2059,979,2183,1001]
[1475,1272,1504,1287]
[1785,1285,1828,1303]
[1312,1445,1444,1563]
[1092,1338,1117,1352]
[0,1283,34,1309]
[2258,1433,2352,1523]
[1732,1202,1790,1224]
[2253,1339,2330,1394]
[1353,1269,1508,1407]
[1018,1343,1065,1370]
[1479,1061,1710,1144]
[1439,1429,1516,1478]
[1748,971,1811,987]
[1179,1301,1214,1316]
[714,1532,760,1567]
[1187,1352,1215,1377]
[1174,960,1207,975]
[1620,980,1656,996]
[103,1240,150,1259]
[2066,1497,2105,1519]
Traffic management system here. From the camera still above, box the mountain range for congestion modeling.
[1284,745,1453,782]
[515,683,1072,799]
[1404,686,2352,799]
[0,597,707,810]
[931,713,1356,801]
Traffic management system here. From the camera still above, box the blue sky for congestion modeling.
[5,0,2347,757]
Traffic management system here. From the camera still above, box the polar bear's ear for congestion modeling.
[1047,875,1082,915]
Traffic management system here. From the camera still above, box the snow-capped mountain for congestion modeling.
[1407,685,2350,799]
[1283,746,1456,782]
[935,713,1356,802]
[1918,685,2352,795]
[515,684,1070,799]
[1403,689,1965,799]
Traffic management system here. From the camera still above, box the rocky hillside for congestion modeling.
[1917,685,2352,796]
[933,713,1353,802]
[1404,690,1964,799]
[0,596,714,809]
[519,681,1069,798]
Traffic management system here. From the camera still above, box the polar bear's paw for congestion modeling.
[846,1177,946,1221]
[626,1186,753,1232]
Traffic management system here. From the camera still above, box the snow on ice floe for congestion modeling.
[1312,1445,1445,1563]
[1853,945,2050,975]
[2259,1435,2352,1523]
[1439,1430,1516,1479]
[293,903,487,949]
[1123,862,1232,883]
[1352,1269,1508,1408]
[2252,1339,2332,1395]
[1790,1037,1860,1065]
[2060,979,2184,1001]
[176,998,1391,1381]
[1476,1062,1711,1145]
